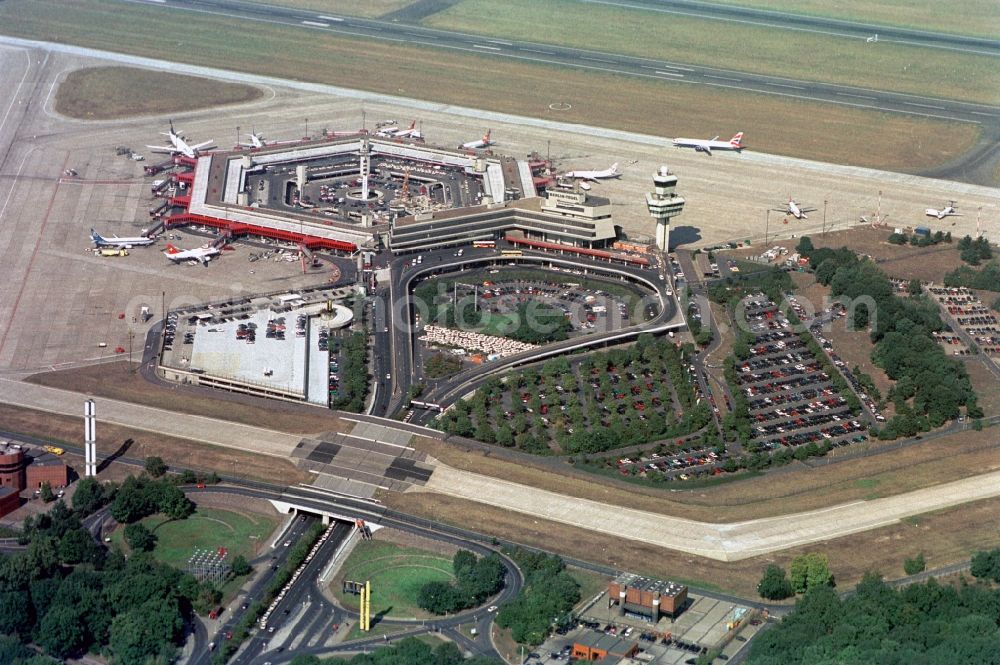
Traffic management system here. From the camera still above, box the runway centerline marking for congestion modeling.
[655,71,684,77]
[301,20,329,27]
[770,83,806,89]
[836,92,876,100]
[472,44,501,51]
[903,101,946,110]
[704,74,742,81]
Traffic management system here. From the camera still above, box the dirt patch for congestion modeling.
[963,359,1000,417]
[55,66,262,120]
[804,227,965,284]
[373,526,460,559]
[0,403,312,486]
[388,489,1000,596]
[26,362,345,435]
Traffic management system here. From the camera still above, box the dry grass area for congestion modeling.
[691,0,999,38]
[0,0,980,173]
[387,489,1000,596]
[805,227,966,284]
[412,427,1000,522]
[963,359,1000,417]
[55,66,262,120]
[26,362,345,435]
[0,403,312,486]
[247,0,411,18]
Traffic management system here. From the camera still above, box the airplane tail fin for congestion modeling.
[407,121,416,130]
[165,244,180,254]
[484,129,491,142]
[731,132,744,146]
[610,162,620,173]
[90,228,102,243]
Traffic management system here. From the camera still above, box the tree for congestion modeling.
[124,523,157,552]
[907,279,922,296]
[757,564,794,600]
[290,656,321,665]
[903,552,926,576]
[789,553,833,593]
[72,477,109,515]
[0,590,34,635]
[144,456,168,478]
[795,236,814,255]
[36,604,87,659]
[230,555,252,577]
[108,600,181,665]
[970,548,1000,583]
[39,482,54,503]
[158,485,195,520]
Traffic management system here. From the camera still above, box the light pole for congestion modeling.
[765,209,770,247]
[822,199,828,236]
[236,125,240,149]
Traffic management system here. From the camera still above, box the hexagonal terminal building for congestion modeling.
[645,166,685,251]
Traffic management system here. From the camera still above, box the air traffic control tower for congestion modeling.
[645,166,685,251]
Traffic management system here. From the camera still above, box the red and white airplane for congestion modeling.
[460,129,493,150]
[147,121,214,159]
[391,121,422,139]
[164,243,221,266]
[563,163,622,182]
[925,201,961,219]
[672,132,744,155]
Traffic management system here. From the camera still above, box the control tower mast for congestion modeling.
[645,166,685,252]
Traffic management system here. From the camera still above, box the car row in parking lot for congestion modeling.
[929,286,1000,356]
[737,293,866,449]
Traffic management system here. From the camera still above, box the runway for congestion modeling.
[143,0,999,128]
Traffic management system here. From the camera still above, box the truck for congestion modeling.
[43,445,65,456]
[96,248,128,257]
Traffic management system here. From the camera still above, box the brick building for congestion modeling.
[609,574,689,622]
[0,443,27,491]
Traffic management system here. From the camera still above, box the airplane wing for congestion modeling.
[702,145,712,155]
[710,136,719,141]
[146,145,176,153]
[190,140,214,151]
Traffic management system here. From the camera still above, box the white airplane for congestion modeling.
[147,121,214,159]
[925,201,961,219]
[240,131,266,149]
[563,163,622,182]
[90,228,156,248]
[460,129,493,150]
[392,121,421,139]
[163,243,220,266]
[774,198,816,220]
[672,132,744,155]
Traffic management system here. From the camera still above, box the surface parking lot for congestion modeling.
[928,286,1000,360]
[737,293,867,449]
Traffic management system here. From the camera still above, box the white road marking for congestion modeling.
[0,49,31,137]
[837,92,876,100]
[488,40,513,46]
[583,56,616,63]
[655,70,684,77]
[970,111,993,116]
[658,64,695,72]
[472,44,501,51]
[903,101,946,110]
[705,74,742,82]
[770,82,806,90]
[521,48,555,54]
[317,15,344,22]
[301,20,329,27]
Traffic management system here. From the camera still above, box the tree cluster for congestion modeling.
[944,261,1000,292]
[289,637,502,665]
[789,553,834,593]
[957,235,993,265]
[757,564,794,600]
[802,245,978,429]
[708,266,793,308]
[749,574,1000,665]
[886,230,950,247]
[970,547,1000,583]
[330,330,370,412]
[424,352,463,379]
[417,550,505,614]
[2,501,217,664]
[495,547,580,645]
[109,475,195,524]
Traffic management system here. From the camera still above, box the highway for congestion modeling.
[143,0,998,127]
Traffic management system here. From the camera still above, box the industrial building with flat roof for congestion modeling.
[609,574,689,622]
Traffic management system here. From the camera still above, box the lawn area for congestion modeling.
[707,0,1000,38]
[246,0,411,18]
[0,0,979,174]
[109,507,277,569]
[567,567,611,611]
[334,540,455,620]
[55,66,261,119]
[426,0,999,104]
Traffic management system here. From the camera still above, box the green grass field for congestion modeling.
[246,0,412,19]
[56,66,262,119]
[706,0,1000,38]
[0,0,980,173]
[426,0,999,105]
[335,541,455,619]
[109,507,277,569]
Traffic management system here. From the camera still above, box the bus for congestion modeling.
[472,240,496,249]
[500,249,523,257]
[43,445,65,456]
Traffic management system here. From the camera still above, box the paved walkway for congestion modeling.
[0,377,303,457]
[422,464,1000,562]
